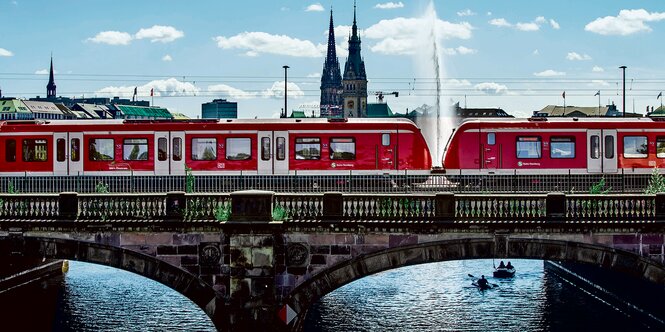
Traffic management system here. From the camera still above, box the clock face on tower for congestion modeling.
[347,100,354,109]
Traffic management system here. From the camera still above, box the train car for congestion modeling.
[0,118,431,176]
[442,117,665,175]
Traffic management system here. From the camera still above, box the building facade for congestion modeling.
[319,9,343,118]
[202,99,238,119]
[341,2,368,118]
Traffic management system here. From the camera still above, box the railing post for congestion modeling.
[655,192,665,223]
[323,192,343,220]
[166,191,186,221]
[546,192,566,222]
[230,190,274,222]
[435,192,455,222]
[58,192,78,221]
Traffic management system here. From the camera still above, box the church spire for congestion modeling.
[47,55,56,99]
[342,0,368,118]
[320,7,343,117]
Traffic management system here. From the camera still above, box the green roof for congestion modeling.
[289,110,307,118]
[115,105,173,119]
[366,103,394,118]
[0,99,32,114]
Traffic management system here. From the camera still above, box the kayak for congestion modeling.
[493,267,516,278]
[472,282,492,290]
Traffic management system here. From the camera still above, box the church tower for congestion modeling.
[47,56,56,99]
[341,1,367,118]
[320,9,343,118]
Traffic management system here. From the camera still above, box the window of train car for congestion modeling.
[487,133,496,145]
[382,133,391,146]
[71,138,80,162]
[657,137,665,158]
[550,137,575,159]
[330,138,356,160]
[276,137,286,160]
[295,137,321,160]
[590,136,600,159]
[158,138,167,161]
[261,137,270,161]
[226,138,251,161]
[22,139,48,162]
[89,138,114,161]
[5,139,16,162]
[605,136,614,159]
[173,138,182,161]
[57,138,66,162]
[123,138,149,161]
[192,138,217,161]
[516,137,541,159]
[623,136,647,158]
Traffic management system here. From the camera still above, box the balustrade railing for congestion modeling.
[78,194,166,221]
[341,194,436,220]
[0,194,59,219]
[566,194,655,222]
[455,194,547,221]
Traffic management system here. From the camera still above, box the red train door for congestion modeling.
[378,133,395,170]
[482,132,498,170]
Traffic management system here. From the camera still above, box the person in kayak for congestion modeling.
[478,275,489,288]
[498,261,506,269]
[506,261,513,269]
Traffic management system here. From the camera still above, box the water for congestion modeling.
[0,259,656,331]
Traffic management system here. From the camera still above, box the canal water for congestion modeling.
[0,259,657,331]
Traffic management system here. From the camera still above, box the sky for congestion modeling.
[1,0,665,119]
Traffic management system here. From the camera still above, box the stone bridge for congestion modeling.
[1,191,665,331]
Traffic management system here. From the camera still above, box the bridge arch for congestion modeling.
[286,238,665,330]
[0,235,224,329]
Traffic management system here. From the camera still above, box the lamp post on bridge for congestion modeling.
[620,65,627,117]
[283,65,289,118]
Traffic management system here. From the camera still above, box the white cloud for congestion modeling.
[365,17,473,55]
[307,72,321,78]
[375,2,404,9]
[516,22,540,31]
[490,16,560,31]
[87,31,133,45]
[585,9,665,36]
[475,82,508,95]
[35,69,57,75]
[0,48,13,56]
[534,69,566,77]
[214,32,323,57]
[135,25,184,43]
[592,66,604,72]
[96,78,199,98]
[566,52,592,61]
[443,46,477,55]
[208,84,257,99]
[262,81,305,99]
[590,80,610,86]
[534,16,546,24]
[489,18,511,27]
[305,3,324,12]
[162,54,173,62]
[533,49,539,55]
[550,19,560,29]
[444,79,472,88]
[457,9,475,17]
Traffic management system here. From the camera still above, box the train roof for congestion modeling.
[459,117,658,124]
[0,117,418,126]
[454,116,665,131]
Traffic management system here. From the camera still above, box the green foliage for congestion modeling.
[7,180,17,194]
[214,202,231,221]
[95,181,109,193]
[272,204,287,221]
[185,166,195,193]
[588,177,610,194]
[645,167,665,194]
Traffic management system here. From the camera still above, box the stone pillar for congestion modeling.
[546,192,566,222]
[166,192,186,221]
[58,192,78,221]
[435,192,455,222]
[323,192,343,220]
[230,190,274,222]
[656,192,665,223]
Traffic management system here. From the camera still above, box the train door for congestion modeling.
[170,132,185,175]
[53,132,83,175]
[258,131,272,175]
[482,132,498,170]
[257,131,289,175]
[155,132,170,175]
[587,130,617,173]
[274,131,288,175]
[377,133,395,170]
[155,132,185,176]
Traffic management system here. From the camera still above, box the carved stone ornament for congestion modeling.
[200,243,222,265]
[286,243,309,266]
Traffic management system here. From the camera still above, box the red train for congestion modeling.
[442,117,665,175]
[0,118,432,176]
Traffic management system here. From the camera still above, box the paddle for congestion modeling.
[468,273,499,287]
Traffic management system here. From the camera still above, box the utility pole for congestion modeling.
[283,65,289,118]
[619,66,627,117]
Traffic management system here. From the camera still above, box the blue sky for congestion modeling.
[1,0,664,118]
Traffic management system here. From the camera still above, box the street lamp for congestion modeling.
[619,66,627,117]
[283,65,289,118]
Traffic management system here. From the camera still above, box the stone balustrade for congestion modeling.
[0,192,662,224]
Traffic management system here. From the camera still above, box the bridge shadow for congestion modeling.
[287,238,665,331]
[0,236,226,330]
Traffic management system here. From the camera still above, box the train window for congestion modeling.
[22,139,48,162]
[173,137,182,161]
[550,137,575,159]
[89,138,114,161]
[516,137,541,159]
[657,137,665,158]
[623,136,647,158]
[158,138,167,161]
[382,133,391,146]
[487,133,495,146]
[295,137,321,160]
[5,139,16,162]
[590,136,600,159]
[276,137,286,161]
[71,138,80,162]
[123,138,149,161]
[192,138,217,161]
[605,136,614,159]
[226,138,251,161]
[330,137,356,160]
[261,137,271,161]
[57,138,66,162]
